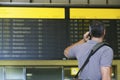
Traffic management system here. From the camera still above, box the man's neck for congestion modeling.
[91,37,103,43]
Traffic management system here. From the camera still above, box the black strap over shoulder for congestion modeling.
[91,42,109,55]
[74,42,110,79]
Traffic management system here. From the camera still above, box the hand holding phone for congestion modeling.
[83,32,90,42]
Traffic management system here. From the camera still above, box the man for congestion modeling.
[64,21,113,80]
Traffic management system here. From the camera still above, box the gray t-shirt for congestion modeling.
[68,40,113,80]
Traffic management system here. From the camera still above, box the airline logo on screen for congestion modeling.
[0,7,65,19]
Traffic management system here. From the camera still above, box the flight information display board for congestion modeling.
[0,19,120,60]
[68,19,120,59]
[0,6,120,60]
[0,19,68,60]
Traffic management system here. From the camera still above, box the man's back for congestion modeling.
[64,21,113,80]
[68,40,113,80]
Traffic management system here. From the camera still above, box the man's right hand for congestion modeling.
[83,32,90,42]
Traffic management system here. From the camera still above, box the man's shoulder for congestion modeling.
[102,45,113,51]
[100,45,113,55]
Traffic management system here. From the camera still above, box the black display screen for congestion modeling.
[0,19,68,60]
[68,19,120,59]
[0,19,120,60]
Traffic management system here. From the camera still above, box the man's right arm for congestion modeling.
[64,39,85,57]
[64,32,90,57]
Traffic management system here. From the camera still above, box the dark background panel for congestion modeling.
[0,19,68,60]
[0,19,120,60]
[68,19,120,59]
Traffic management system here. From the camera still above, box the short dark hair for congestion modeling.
[89,20,105,38]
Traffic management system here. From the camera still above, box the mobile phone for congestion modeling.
[89,26,92,40]
[88,33,91,40]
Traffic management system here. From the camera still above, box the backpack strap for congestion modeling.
[74,42,109,79]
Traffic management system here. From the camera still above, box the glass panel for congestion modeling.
[64,66,117,80]
[0,0,10,2]
[112,65,117,80]
[108,0,120,5]
[64,67,75,80]
[26,67,62,80]
[51,0,69,3]
[5,67,24,80]
[0,67,4,80]
[12,0,29,2]
[90,0,106,4]
[32,0,50,3]
[71,0,88,4]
